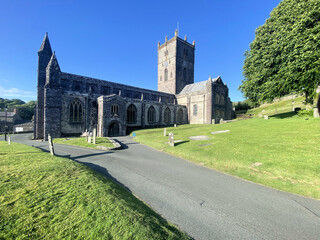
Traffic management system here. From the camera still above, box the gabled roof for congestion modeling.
[178,76,223,95]
[179,81,207,94]
[0,112,16,117]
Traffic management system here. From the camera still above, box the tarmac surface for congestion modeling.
[4,134,320,240]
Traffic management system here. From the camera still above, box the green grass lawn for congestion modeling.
[246,96,307,116]
[134,117,320,199]
[53,136,114,149]
[0,142,190,239]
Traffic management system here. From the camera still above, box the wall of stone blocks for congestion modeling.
[60,94,87,135]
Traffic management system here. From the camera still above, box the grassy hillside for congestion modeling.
[244,96,307,117]
[134,117,320,199]
[0,142,190,240]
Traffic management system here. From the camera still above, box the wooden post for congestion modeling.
[48,134,55,156]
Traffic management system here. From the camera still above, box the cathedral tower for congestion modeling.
[157,30,195,94]
[35,33,53,139]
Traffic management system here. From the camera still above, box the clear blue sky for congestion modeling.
[0,0,281,103]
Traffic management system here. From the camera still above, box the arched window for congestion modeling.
[127,104,137,124]
[164,68,168,81]
[183,68,187,80]
[164,107,171,125]
[193,104,197,116]
[177,108,184,124]
[215,94,220,105]
[148,106,156,124]
[111,104,119,116]
[220,95,225,105]
[69,99,83,123]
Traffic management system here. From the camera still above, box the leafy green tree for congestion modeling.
[17,101,36,120]
[240,0,320,105]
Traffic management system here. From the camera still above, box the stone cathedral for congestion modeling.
[34,31,234,140]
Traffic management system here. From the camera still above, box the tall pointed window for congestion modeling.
[111,104,119,116]
[177,108,184,124]
[69,99,83,123]
[127,104,137,124]
[193,104,197,116]
[164,68,168,81]
[148,106,156,124]
[164,107,171,125]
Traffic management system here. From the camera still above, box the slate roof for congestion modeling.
[0,112,16,117]
[179,76,221,95]
[179,81,207,94]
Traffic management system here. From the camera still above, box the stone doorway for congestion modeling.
[108,122,120,137]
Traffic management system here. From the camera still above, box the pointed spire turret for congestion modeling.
[39,32,52,55]
[45,51,61,87]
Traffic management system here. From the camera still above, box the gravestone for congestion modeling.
[168,132,174,147]
[93,128,96,144]
[8,136,11,145]
[212,119,215,124]
[48,134,55,156]
[174,124,177,128]
[220,118,224,124]
[88,136,91,143]
[264,115,269,120]
[211,130,230,135]
[164,128,167,136]
[258,113,263,118]
[314,108,320,118]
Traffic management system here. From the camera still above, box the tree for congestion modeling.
[17,101,36,120]
[240,0,320,105]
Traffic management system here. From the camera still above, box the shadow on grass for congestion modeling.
[175,140,190,146]
[269,111,298,119]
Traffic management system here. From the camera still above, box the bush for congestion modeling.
[298,109,313,117]
[234,99,257,111]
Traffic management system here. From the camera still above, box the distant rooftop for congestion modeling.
[0,112,16,117]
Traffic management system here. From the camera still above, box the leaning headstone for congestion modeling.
[264,115,269,120]
[93,128,96,144]
[220,118,224,124]
[168,132,174,147]
[314,108,320,118]
[8,136,11,145]
[88,136,91,144]
[48,134,55,156]
[164,128,167,136]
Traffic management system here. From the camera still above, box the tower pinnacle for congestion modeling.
[39,32,52,55]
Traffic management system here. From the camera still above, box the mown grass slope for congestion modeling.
[53,137,114,149]
[0,142,190,240]
[134,117,320,199]
[246,96,306,116]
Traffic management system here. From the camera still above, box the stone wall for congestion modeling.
[158,34,195,94]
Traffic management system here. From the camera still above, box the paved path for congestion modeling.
[5,134,320,240]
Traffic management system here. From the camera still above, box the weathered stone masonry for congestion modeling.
[34,31,233,140]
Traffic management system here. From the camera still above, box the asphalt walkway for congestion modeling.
[4,134,320,240]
